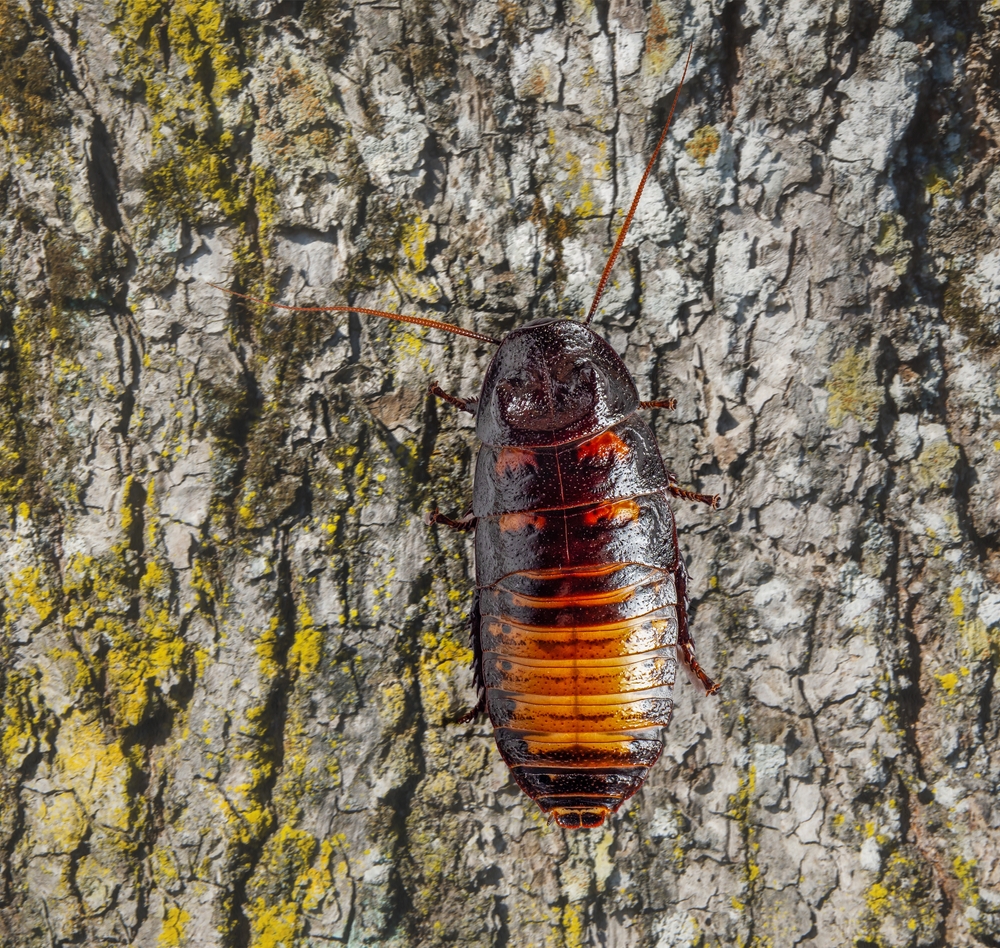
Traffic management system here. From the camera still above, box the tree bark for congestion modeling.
[1,0,999,945]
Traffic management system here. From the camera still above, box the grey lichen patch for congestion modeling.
[43,231,128,308]
[825,346,882,429]
[943,255,1000,350]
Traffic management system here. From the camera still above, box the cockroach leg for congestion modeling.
[668,484,720,509]
[674,557,721,696]
[426,508,477,531]
[456,693,486,724]
[638,398,677,411]
[429,381,476,414]
[458,591,485,724]
[679,641,722,695]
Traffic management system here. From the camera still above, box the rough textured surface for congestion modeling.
[1,0,999,945]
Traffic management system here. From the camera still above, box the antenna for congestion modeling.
[585,43,694,326]
[208,285,501,345]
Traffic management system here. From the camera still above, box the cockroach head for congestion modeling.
[476,319,638,446]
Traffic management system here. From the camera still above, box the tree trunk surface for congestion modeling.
[1,0,999,945]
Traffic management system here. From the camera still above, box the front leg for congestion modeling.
[639,398,677,410]
[426,509,477,531]
[429,381,477,415]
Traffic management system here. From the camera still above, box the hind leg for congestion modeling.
[674,558,721,696]
[457,591,486,722]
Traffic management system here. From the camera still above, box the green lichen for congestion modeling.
[43,231,123,308]
[825,346,882,429]
[496,0,526,43]
[0,0,66,148]
[872,213,912,276]
[343,195,411,292]
[0,304,46,508]
[404,0,454,94]
[911,439,960,492]
[300,0,351,58]
[112,0,279,294]
[530,193,578,293]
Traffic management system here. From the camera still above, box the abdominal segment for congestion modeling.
[481,563,679,829]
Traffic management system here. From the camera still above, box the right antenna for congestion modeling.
[585,42,694,326]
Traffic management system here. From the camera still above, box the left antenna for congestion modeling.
[208,285,501,345]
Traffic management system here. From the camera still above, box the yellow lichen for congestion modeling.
[255,615,283,680]
[562,903,585,948]
[685,125,720,166]
[7,564,55,626]
[960,616,1000,665]
[872,213,912,275]
[1,671,41,768]
[419,626,473,723]
[826,347,882,428]
[401,216,431,272]
[727,764,760,891]
[954,855,978,905]
[158,905,191,947]
[59,479,191,731]
[288,597,322,678]
[934,671,959,695]
[949,586,964,618]
[925,167,953,204]
[866,881,890,914]
[299,839,338,911]
[249,897,300,948]
[378,679,409,729]
[54,710,136,832]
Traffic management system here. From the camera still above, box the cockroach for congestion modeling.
[213,45,719,829]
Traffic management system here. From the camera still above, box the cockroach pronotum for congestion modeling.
[214,45,720,829]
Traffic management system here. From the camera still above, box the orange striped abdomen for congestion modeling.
[480,563,679,829]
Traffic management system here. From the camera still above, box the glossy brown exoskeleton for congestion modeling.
[213,47,719,829]
[466,316,719,829]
